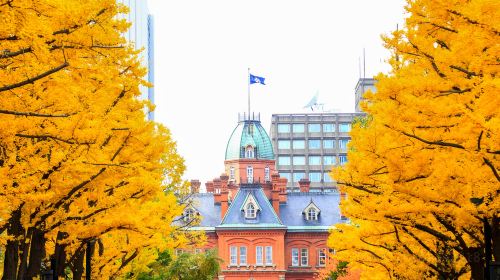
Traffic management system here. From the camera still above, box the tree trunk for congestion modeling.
[72,247,85,280]
[54,231,69,277]
[26,227,46,279]
[466,246,484,280]
[2,207,23,280]
[436,241,458,280]
[16,233,30,280]
[492,216,500,262]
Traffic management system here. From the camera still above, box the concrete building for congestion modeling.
[185,113,346,280]
[354,77,376,113]
[117,0,155,120]
[270,113,364,192]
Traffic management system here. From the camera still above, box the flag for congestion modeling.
[249,74,266,85]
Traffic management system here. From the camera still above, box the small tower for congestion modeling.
[224,113,276,186]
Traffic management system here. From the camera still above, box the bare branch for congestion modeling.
[1,47,32,59]
[400,131,465,149]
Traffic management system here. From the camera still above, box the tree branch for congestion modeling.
[15,133,94,145]
[483,157,500,183]
[1,47,32,59]
[0,109,73,118]
[0,62,69,92]
[400,131,465,149]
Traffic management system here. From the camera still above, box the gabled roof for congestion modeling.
[302,199,321,215]
[240,192,261,212]
[218,184,284,229]
[280,192,345,229]
[189,193,221,227]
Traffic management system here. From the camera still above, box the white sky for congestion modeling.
[147,0,407,185]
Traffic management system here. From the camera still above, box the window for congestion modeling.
[279,172,291,182]
[240,247,247,265]
[323,155,336,165]
[184,208,196,222]
[264,166,270,182]
[245,146,254,158]
[293,172,305,183]
[339,123,351,132]
[256,246,263,265]
[230,246,237,265]
[323,123,334,132]
[308,123,321,132]
[245,203,256,218]
[306,208,318,220]
[339,156,348,165]
[278,156,291,166]
[278,140,290,149]
[293,140,305,149]
[292,248,299,266]
[265,246,273,265]
[318,249,327,267]
[175,249,184,256]
[229,166,235,180]
[278,124,290,133]
[308,139,321,149]
[293,156,305,165]
[292,123,304,133]
[339,139,349,150]
[323,173,333,182]
[195,248,202,254]
[301,248,309,266]
[247,165,253,183]
[309,172,321,182]
[323,139,335,149]
[309,156,321,165]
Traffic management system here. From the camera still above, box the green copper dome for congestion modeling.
[225,120,275,160]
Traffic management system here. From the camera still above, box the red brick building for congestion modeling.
[185,114,345,280]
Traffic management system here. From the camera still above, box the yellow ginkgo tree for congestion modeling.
[0,0,195,279]
[329,0,499,279]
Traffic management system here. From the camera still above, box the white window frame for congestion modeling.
[300,248,308,266]
[256,246,263,265]
[291,248,299,266]
[307,208,317,220]
[184,208,195,222]
[264,166,270,182]
[318,248,327,267]
[245,146,254,158]
[265,246,273,265]
[245,203,256,219]
[240,246,247,265]
[247,165,253,183]
[229,166,235,181]
[230,246,237,266]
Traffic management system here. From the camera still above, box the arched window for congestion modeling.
[245,146,254,158]
[264,166,270,182]
[245,203,256,218]
[307,208,317,221]
[247,165,253,183]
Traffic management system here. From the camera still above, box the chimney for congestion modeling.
[190,179,201,194]
[278,177,288,203]
[205,181,214,193]
[298,178,311,193]
[271,175,280,217]
[219,175,229,220]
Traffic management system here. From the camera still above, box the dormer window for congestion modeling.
[241,192,260,220]
[245,145,254,158]
[245,203,256,218]
[303,200,321,221]
[307,208,317,221]
[184,207,196,222]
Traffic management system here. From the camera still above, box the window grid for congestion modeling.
[308,123,321,133]
[293,123,304,133]
[278,124,290,133]
[256,246,263,265]
[318,249,327,267]
[292,248,299,266]
[293,140,305,149]
[240,246,247,265]
[301,248,309,266]
[278,140,291,149]
[265,246,273,265]
[230,246,237,265]
[293,156,305,165]
[308,139,321,149]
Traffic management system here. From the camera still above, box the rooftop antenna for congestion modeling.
[363,47,366,80]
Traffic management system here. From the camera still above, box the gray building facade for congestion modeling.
[354,78,376,113]
[270,113,364,192]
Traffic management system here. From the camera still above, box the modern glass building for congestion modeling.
[117,0,155,120]
[270,113,364,192]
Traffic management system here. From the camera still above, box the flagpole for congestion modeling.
[247,67,250,120]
